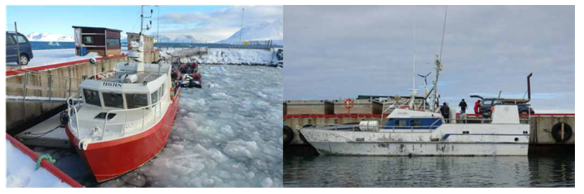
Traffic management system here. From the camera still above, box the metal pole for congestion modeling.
[239,8,244,44]
[140,5,144,34]
[156,5,160,49]
[15,22,21,69]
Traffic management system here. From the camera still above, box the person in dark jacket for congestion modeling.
[459,99,468,114]
[440,102,450,123]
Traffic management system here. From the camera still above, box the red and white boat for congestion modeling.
[65,19,181,181]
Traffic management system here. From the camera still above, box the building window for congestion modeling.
[82,36,94,44]
[107,38,119,46]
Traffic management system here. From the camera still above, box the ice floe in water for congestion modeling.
[103,65,283,187]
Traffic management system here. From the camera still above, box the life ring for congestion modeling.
[283,125,294,145]
[551,122,573,143]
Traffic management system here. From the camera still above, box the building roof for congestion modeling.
[71,26,122,32]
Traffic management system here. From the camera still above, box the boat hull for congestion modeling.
[301,124,529,156]
[65,88,182,182]
[309,142,528,156]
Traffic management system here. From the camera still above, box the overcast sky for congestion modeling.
[284,5,574,111]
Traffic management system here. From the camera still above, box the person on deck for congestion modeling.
[474,100,482,114]
[459,99,468,114]
[440,102,450,123]
[180,63,188,74]
[193,70,203,86]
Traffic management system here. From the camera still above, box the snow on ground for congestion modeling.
[160,48,278,65]
[6,49,99,67]
[101,65,283,187]
[6,141,72,187]
[7,48,130,68]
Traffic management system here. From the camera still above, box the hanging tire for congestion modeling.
[283,125,294,145]
[60,111,69,126]
[551,122,573,143]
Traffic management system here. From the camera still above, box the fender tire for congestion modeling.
[283,125,294,145]
[551,122,573,143]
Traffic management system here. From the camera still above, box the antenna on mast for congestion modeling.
[409,6,419,110]
[432,5,448,112]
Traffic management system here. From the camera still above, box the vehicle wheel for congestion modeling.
[302,124,314,128]
[19,54,29,65]
[551,122,573,143]
[283,125,294,145]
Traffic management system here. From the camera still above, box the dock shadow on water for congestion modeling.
[283,155,574,187]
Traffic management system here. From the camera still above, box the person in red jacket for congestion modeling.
[474,100,482,114]
[190,62,198,70]
[193,70,203,87]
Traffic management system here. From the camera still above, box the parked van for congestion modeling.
[6,31,33,65]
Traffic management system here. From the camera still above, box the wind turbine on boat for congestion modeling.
[418,71,431,110]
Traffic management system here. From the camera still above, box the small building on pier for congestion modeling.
[72,26,122,56]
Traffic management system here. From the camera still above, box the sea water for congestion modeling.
[283,155,575,187]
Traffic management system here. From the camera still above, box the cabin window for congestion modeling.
[412,119,422,126]
[126,93,148,109]
[397,119,407,126]
[160,83,165,98]
[151,90,159,105]
[83,89,101,107]
[103,92,124,108]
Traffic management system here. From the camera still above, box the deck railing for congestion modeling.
[67,96,165,141]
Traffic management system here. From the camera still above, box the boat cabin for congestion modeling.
[382,108,443,130]
[70,61,172,142]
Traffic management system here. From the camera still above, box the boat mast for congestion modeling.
[409,6,418,110]
[432,5,448,112]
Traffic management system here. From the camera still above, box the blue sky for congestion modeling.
[284,5,574,111]
[6,5,282,42]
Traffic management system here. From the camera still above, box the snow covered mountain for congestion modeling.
[26,32,74,42]
[218,18,283,45]
[154,34,204,43]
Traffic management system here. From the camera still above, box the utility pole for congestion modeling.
[156,5,160,48]
[15,22,21,69]
[239,8,245,44]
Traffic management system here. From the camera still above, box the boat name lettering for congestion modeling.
[103,82,122,87]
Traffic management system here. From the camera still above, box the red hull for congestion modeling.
[65,88,182,182]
